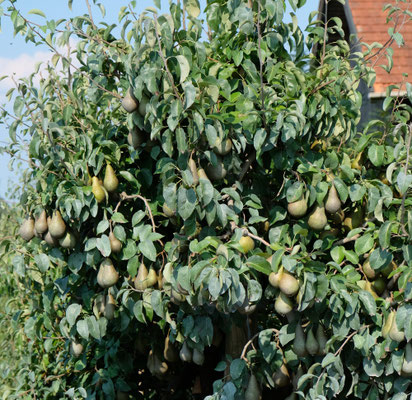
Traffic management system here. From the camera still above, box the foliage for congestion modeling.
[0,0,411,399]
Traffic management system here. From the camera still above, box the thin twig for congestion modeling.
[238,150,256,182]
[85,0,96,30]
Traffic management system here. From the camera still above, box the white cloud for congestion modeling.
[0,51,52,90]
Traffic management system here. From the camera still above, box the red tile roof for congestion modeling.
[349,0,412,94]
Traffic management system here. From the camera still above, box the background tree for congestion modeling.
[0,0,411,399]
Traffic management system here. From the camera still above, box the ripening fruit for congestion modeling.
[325,184,341,214]
[59,230,77,249]
[92,176,106,203]
[109,231,122,253]
[362,259,377,280]
[308,204,327,231]
[293,323,307,357]
[104,293,116,320]
[213,138,233,156]
[70,340,84,357]
[245,374,261,400]
[121,88,138,113]
[343,207,363,231]
[48,210,66,239]
[19,217,35,241]
[287,196,308,218]
[305,329,319,356]
[188,158,199,186]
[389,312,405,342]
[179,341,192,362]
[269,266,283,288]
[351,152,362,170]
[44,227,58,247]
[192,348,205,366]
[34,210,48,234]
[275,292,294,315]
[382,311,395,339]
[103,164,119,193]
[146,267,158,288]
[239,236,255,253]
[373,277,386,295]
[97,258,119,288]
[273,363,290,387]
[128,127,145,149]
[138,94,149,116]
[316,325,327,355]
[134,262,149,290]
[401,342,412,376]
[197,168,210,181]
[163,335,179,363]
[279,272,300,297]
[206,157,227,181]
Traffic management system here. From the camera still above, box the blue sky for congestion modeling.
[0,0,316,199]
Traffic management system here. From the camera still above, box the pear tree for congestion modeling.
[0,0,412,399]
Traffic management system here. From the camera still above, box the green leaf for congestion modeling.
[28,9,46,18]
[127,256,139,277]
[177,187,197,220]
[368,144,385,167]
[378,221,393,249]
[138,240,157,262]
[397,172,412,195]
[183,0,200,18]
[66,304,82,326]
[34,254,50,273]
[246,256,272,275]
[112,212,128,223]
[97,235,111,257]
[358,291,376,315]
[354,234,374,256]
[76,320,89,340]
[369,248,392,270]
[175,55,190,83]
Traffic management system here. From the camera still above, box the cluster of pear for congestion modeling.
[134,262,162,291]
[268,264,300,316]
[91,163,119,203]
[382,311,412,376]
[245,364,305,400]
[19,209,76,249]
[287,179,366,236]
[358,259,396,299]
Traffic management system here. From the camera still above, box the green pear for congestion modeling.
[275,292,294,315]
[92,176,106,203]
[34,210,48,234]
[163,335,179,362]
[170,288,186,304]
[103,164,119,193]
[381,260,396,278]
[239,236,255,253]
[128,127,145,149]
[362,259,377,280]
[70,340,83,357]
[305,329,319,356]
[134,262,149,290]
[373,277,386,295]
[382,311,395,339]
[197,168,210,181]
[273,363,290,387]
[308,204,327,231]
[192,348,205,366]
[59,230,77,249]
[401,342,412,375]
[293,323,307,357]
[269,266,284,288]
[97,258,119,288]
[292,364,305,390]
[109,231,122,253]
[121,88,138,113]
[19,217,35,241]
[138,94,149,116]
[279,272,299,297]
[213,138,233,156]
[287,196,307,218]
[104,292,116,320]
[179,341,192,362]
[146,267,158,288]
[188,158,199,186]
[343,207,363,231]
[364,280,379,300]
[48,210,66,239]
[316,325,328,355]
[245,373,261,400]
[325,184,341,214]
[162,262,173,285]
[206,157,227,181]
[389,313,405,342]
[44,229,58,247]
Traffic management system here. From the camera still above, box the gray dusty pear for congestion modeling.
[19,217,35,241]
[48,210,66,239]
[97,258,119,288]
[34,210,48,234]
